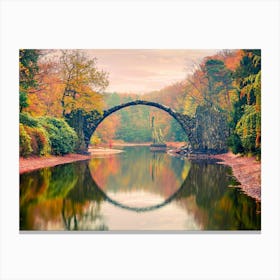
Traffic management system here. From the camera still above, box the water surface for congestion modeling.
[20,146,261,231]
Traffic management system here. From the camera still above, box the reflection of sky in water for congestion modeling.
[99,196,202,231]
[106,191,166,207]
[34,197,203,231]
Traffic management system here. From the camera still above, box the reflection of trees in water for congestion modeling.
[89,147,189,198]
[20,165,76,229]
[62,163,108,230]
[61,199,108,231]
[20,157,261,231]
[177,161,261,230]
[46,164,78,198]
[150,151,163,182]
[179,163,231,206]
[20,161,108,230]
[20,168,51,207]
[20,157,190,229]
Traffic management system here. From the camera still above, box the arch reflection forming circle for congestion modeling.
[88,166,190,213]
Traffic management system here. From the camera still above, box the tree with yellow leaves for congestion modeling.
[56,50,109,152]
[59,50,109,116]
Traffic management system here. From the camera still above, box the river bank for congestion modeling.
[212,152,261,202]
[20,154,91,174]
[20,148,123,174]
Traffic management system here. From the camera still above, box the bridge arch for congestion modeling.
[66,99,229,154]
[86,99,194,146]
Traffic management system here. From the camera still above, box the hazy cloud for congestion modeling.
[86,49,219,93]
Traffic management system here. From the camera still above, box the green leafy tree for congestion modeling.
[19,49,40,112]
[204,59,233,110]
[229,50,261,157]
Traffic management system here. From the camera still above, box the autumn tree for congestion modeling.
[19,49,40,111]
[186,59,233,112]
[57,50,109,152]
[182,51,244,117]
[25,59,64,117]
[59,50,109,116]
[204,59,232,110]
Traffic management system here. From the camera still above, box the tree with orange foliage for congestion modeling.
[59,50,109,116]
[183,50,243,117]
[26,59,64,117]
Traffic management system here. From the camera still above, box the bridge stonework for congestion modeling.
[68,100,228,154]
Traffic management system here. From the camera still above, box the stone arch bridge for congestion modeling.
[66,100,229,154]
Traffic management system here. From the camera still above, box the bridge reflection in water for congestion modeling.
[89,170,190,213]
[20,147,261,231]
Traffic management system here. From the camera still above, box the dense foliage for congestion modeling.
[39,117,78,155]
[19,124,33,157]
[20,113,77,157]
[228,50,261,158]
[178,50,261,157]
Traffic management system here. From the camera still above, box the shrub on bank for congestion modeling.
[38,117,78,155]
[19,124,32,157]
[19,113,78,156]
[235,105,261,158]
[20,112,39,127]
[23,125,51,156]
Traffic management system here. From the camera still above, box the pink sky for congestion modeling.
[85,49,219,94]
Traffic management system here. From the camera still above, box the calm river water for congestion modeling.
[20,146,261,231]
